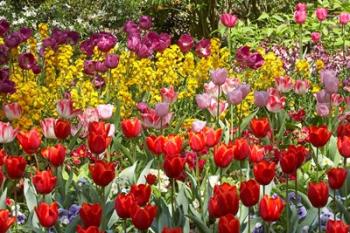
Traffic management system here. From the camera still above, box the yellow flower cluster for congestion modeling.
[295,59,310,78]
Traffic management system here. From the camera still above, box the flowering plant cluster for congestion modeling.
[0,2,350,233]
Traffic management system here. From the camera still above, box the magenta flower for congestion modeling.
[127,35,141,51]
[4,32,21,48]
[236,46,264,70]
[19,27,33,41]
[315,8,328,22]
[95,61,108,73]
[220,13,238,28]
[295,3,307,11]
[161,86,177,103]
[104,54,119,69]
[155,33,171,52]
[0,45,9,65]
[331,93,343,106]
[0,19,9,36]
[139,16,152,30]
[83,60,96,75]
[311,32,321,43]
[339,12,350,25]
[294,10,307,24]
[195,39,211,58]
[124,20,139,35]
[177,34,194,53]
[96,32,117,52]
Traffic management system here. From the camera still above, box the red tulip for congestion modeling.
[203,127,222,147]
[218,214,240,233]
[89,160,115,187]
[259,195,285,222]
[131,204,157,230]
[0,209,15,233]
[326,220,349,233]
[163,156,186,179]
[77,225,104,233]
[307,181,329,208]
[327,167,347,190]
[308,125,331,147]
[88,121,111,154]
[35,202,59,228]
[337,123,350,137]
[115,193,136,219]
[250,118,270,138]
[253,160,275,185]
[146,135,165,156]
[163,135,183,156]
[214,143,234,168]
[279,149,298,174]
[239,179,260,207]
[121,118,142,138]
[188,131,206,152]
[54,118,71,140]
[41,144,66,167]
[208,183,239,218]
[16,128,41,154]
[145,173,157,185]
[288,145,308,168]
[249,145,265,163]
[337,136,350,158]
[233,138,251,161]
[32,170,57,194]
[130,184,151,206]
[80,203,102,227]
[162,227,183,233]
[5,156,26,179]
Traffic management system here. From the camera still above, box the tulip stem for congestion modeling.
[158,157,161,193]
[14,186,17,232]
[316,148,319,181]
[248,207,251,233]
[263,185,265,196]
[34,153,40,170]
[318,208,321,233]
[124,219,127,233]
[333,189,337,217]
[216,85,221,126]
[239,160,243,183]
[230,104,234,141]
[171,179,176,217]
[295,171,298,203]
[286,175,289,233]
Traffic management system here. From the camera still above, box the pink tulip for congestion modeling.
[222,78,240,95]
[3,103,22,120]
[294,10,307,24]
[316,103,330,117]
[0,122,17,143]
[315,8,328,21]
[294,80,310,95]
[140,108,172,129]
[220,13,238,28]
[139,16,152,30]
[81,107,99,123]
[208,99,228,117]
[40,118,57,139]
[266,95,286,113]
[196,94,212,109]
[192,120,206,132]
[204,82,219,97]
[311,32,321,43]
[275,76,293,93]
[96,104,114,120]
[345,96,350,107]
[331,93,344,106]
[339,12,350,25]
[195,39,211,58]
[57,99,76,119]
[160,86,177,103]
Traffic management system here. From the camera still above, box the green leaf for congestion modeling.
[118,162,138,185]
[187,206,211,233]
[23,178,37,212]
[0,188,7,209]
[257,12,269,21]
[240,109,258,132]
[137,159,154,184]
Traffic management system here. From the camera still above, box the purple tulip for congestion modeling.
[139,16,152,30]
[0,69,15,94]
[19,27,33,42]
[136,102,149,113]
[0,45,9,65]
[211,68,228,86]
[155,102,169,117]
[321,69,338,93]
[66,31,80,45]
[227,89,243,105]
[315,89,330,104]
[136,43,153,58]
[155,33,171,52]
[83,60,96,75]
[195,39,211,58]
[32,64,41,74]
[239,84,251,98]
[0,19,10,36]
[105,54,119,69]
[316,103,330,117]
[254,91,268,107]
[196,93,211,109]
[177,34,194,53]
[92,75,105,89]
[18,53,36,70]
[123,20,139,35]
[4,32,21,48]
[80,39,95,56]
